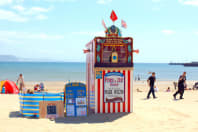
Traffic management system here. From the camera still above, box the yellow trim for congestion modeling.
[21,100,40,102]
[22,113,38,115]
[20,96,43,98]
[21,96,61,98]
[21,104,39,107]
[22,109,39,111]
[44,97,62,98]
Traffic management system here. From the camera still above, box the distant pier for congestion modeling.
[169,62,198,67]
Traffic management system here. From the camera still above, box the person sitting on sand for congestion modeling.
[34,84,41,92]
[27,89,34,94]
[137,88,142,92]
[40,82,44,91]
[166,87,171,92]
[154,86,159,92]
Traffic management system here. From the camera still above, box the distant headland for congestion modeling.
[0,55,19,62]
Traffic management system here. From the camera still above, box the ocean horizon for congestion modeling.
[0,62,198,81]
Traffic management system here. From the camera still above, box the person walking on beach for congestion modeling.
[147,72,157,99]
[173,81,177,90]
[17,74,25,93]
[173,72,186,100]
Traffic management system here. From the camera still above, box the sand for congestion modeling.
[0,81,198,132]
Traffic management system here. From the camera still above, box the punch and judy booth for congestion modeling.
[85,11,137,114]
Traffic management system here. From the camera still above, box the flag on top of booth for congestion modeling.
[102,19,107,30]
[110,10,118,22]
[121,19,127,28]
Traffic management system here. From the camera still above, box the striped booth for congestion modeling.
[19,92,64,118]
[85,25,135,114]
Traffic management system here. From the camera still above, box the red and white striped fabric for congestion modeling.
[94,69,133,113]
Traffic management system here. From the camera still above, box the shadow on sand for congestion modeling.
[55,113,130,124]
[9,111,38,119]
[9,111,22,118]
[9,111,130,123]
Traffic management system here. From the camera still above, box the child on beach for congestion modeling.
[17,74,25,93]
[154,86,159,92]
[166,87,171,92]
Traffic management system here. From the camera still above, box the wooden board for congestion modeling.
[39,101,64,118]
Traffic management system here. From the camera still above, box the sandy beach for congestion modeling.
[1,81,198,132]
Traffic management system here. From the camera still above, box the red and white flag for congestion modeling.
[121,19,127,28]
[110,10,118,22]
[102,19,107,30]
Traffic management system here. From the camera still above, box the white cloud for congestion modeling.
[29,7,50,13]
[11,5,52,21]
[36,0,76,2]
[0,31,64,40]
[12,5,25,12]
[97,0,112,4]
[35,14,48,20]
[152,0,160,3]
[0,0,52,22]
[179,0,198,6]
[195,32,198,35]
[72,31,105,36]
[0,9,28,22]
[152,7,160,11]
[0,0,24,6]
[23,6,50,15]
[162,30,175,35]
[0,0,12,6]
[13,6,52,15]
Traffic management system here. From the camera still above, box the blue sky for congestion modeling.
[0,0,198,63]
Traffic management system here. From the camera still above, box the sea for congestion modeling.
[0,62,197,81]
